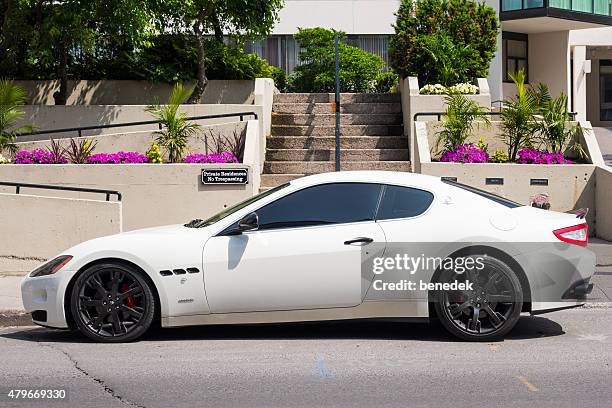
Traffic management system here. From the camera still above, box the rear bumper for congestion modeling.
[515,244,596,313]
[20,271,71,329]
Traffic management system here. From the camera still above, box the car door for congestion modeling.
[202,182,387,313]
[365,184,437,301]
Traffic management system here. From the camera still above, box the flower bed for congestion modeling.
[8,148,239,165]
[183,152,238,164]
[419,83,479,95]
[88,152,149,164]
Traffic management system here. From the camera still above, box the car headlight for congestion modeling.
[30,255,73,277]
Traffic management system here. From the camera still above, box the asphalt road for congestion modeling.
[1,308,611,408]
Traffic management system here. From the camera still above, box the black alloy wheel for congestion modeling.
[71,263,155,342]
[433,256,523,341]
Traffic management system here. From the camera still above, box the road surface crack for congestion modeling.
[28,333,146,408]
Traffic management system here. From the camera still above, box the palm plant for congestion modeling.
[500,69,538,161]
[420,33,474,87]
[533,92,587,159]
[437,94,490,153]
[145,84,201,163]
[0,80,33,155]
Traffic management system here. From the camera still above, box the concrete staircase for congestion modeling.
[261,93,409,190]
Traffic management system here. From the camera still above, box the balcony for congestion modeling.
[501,0,612,33]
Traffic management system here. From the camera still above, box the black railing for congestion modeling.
[16,112,259,139]
[414,110,578,121]
[0,181,122,202]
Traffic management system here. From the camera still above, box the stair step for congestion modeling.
[260,173,305,187]
[264,161,411,174]
[272,102,402,115]
[273,93,401,104]
[265,148,409,162]
[266,136,408,150]
[271,124,404,137]
[272,113,403,126]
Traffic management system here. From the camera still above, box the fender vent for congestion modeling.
[172,269,187,275]
[186,267,200,274]
[160,270,173,276]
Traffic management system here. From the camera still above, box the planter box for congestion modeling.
[414,119,610,234]
[0,163,257,232]
[400,77,491,170]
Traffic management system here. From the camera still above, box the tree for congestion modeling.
[9,0,153,104]
[389,0,499,85]
[156,0,284,104]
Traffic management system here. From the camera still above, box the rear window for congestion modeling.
[442,179,522,209]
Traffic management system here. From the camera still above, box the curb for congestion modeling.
[0,311,32,327]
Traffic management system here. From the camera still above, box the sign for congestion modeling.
[485,177,504,185]
[201,169,248,185]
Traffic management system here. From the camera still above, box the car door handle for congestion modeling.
[344,237,374,245]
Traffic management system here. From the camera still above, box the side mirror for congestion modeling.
[238,212,259,232]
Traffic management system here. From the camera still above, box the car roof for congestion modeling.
[289,171,444,190]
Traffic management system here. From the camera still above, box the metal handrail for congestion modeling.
[0,181,122,202]
[414,110,578,121]
[16,111,259,139]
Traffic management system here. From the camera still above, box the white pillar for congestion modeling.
[572,45,588,121]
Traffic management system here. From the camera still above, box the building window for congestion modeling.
[600,60,612,121]
[246,34,391,75]
[502,32,528,83]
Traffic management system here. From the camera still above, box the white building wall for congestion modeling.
[528,31,571,99]
[272,0,400,35]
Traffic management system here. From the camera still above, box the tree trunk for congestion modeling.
[212,11,223,42]
[54,39,68,105]
[187,23,208,104]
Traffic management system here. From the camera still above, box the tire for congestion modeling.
[433,255,523,341]
[70,262,156,343]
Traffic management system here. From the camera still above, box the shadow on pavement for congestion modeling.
[1,314,564,343]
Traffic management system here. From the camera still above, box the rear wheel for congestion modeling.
[70,263,155,342]
[433,256,523,341]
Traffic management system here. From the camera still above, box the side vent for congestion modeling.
[160,270,173,276]
[186,267,200,274]
[173,269,187,275]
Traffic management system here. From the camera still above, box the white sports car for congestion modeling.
[21,171,595,342]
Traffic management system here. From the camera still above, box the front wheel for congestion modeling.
[70,263,156,342]
[433,256,523,341]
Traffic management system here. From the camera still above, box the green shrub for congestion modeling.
[0,80,33,155]
[146,143,163,164]
[389,0,499,85]
[374,71,399,93]
[288,28,385,93]
[145,84,201,163]
[437,94,490,153]
[500,69,538,161]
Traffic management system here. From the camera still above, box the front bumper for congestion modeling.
[20,270,73,329]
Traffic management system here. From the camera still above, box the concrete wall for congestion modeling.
[272,0,399,35]
[528,31,570,101]
[16,104,264,142]
[15,80,256,105]
[400,77,492,171]
[595,166,612,240]
[0,194,121,272]
[15,122,248,161]
[414,118,602,231]
[0,163,256,232]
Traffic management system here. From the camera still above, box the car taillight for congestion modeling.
[553,224,588,247]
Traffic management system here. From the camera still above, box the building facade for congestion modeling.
[249,0,612,125]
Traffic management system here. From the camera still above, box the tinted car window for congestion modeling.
[255,183,383,230]
[376,185,434,220]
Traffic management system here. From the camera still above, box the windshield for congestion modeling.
[442,179,522,209]
[185,183,290,228]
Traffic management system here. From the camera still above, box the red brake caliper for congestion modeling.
[121,283,136,308]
